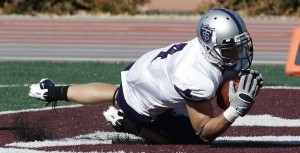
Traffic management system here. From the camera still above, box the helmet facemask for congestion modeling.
[207,32,253,71]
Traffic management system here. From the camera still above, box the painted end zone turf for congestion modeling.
[0,88,299,152]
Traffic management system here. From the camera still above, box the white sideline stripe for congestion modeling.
[0,84,67,88]
[0,84,30,88]
[215,136,300,143]
[233,114,300,127]
[6,131,144,148]
[6,139,112,148]
[0,148,77,153]
[1,84,300,89]
[263,86,300,89]
[5,131,300,148]
[0,104,82,115]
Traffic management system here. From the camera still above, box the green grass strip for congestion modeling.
[0,61,298,111]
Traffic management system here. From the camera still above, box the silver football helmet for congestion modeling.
[197,8,253,71]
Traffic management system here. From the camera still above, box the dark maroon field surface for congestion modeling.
[0,88,299,153]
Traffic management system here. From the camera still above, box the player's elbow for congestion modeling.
[199,134,217,144]
[198,124,228,144]
[195,124,218,143]
[197,125,219,143]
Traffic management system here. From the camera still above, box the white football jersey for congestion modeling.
[121,38,224,117]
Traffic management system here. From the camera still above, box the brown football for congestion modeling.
[216,77,240,110]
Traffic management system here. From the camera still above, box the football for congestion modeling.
[216,77,240,110]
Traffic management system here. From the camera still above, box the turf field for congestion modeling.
[0,61,299,153]
[0,61,298,111]
[0,61,128,111]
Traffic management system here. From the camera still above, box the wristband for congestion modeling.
[223,106,239,122]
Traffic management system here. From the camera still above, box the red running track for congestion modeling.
[0,17,298,63]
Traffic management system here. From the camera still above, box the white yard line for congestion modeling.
[0,84,30,88]
[263,86,300,89]
[233,114,300,127]
[0,148,79,153]
[0,104,82,115]
[5,131,143,148]
[5,131,300,148]
[0,84,67,88]
[214,135,300,144]
[6,139,112,148]
[1,84,300,90]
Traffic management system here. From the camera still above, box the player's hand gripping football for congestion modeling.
[228,70,263,117]
[29,78,55,102]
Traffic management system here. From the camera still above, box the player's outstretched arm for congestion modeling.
[186,101,232,143]
[186,71,263,143]
[29,78,118,105]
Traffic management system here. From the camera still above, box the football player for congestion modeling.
[29,8,263,144]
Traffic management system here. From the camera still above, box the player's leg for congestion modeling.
[106,108,203,144]
[139,126,171,144]
[143,109,204,144]
[108,83,197,144]
[103,106,171,144]
[67,83,117,105]
[29,79,118,105]
[103,83,170,143]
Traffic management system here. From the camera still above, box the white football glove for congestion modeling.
[228,70,263,117]
[29,78,54,101]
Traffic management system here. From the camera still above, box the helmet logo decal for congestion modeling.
[200,24,215,44]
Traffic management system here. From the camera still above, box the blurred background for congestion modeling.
[0,0,299,17]
[0,0,299,64]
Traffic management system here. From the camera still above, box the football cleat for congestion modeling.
[103,106,124,130]
[29,78,54,101]
[40,78,55,89]
[29,78,57,109]
[29,78,55,102]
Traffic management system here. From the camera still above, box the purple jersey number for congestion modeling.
[152,43,187,62]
